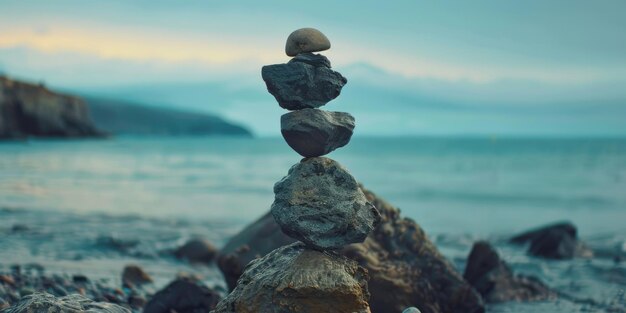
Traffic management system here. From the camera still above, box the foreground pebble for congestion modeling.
[285,28,331,57]
[271,157,380,250]
[212,242,371,313]
[281,109,354,157]
[1,292,129,313]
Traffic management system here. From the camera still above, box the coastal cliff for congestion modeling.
[0,76,102,139]
[86,97,252,137]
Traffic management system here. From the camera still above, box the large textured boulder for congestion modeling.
[0,76,102,139]
[463,241,555,302]
[143,279,221,313]
[510,222,592,259]
[271,157,380,250]
[212,243,371,313]
[218,186,484,313]
[261,62,347,110]
[285,28,331,57]
[281,109,354,157]
[1,292,129,313]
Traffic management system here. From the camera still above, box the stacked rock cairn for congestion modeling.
[212,28,382,313]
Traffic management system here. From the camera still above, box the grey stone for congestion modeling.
[285,28,331,57]
[261,62,347,110]
[211,242,371,313]
[271,157,380,250]
[1,292,130,313]
[281,109,354,157]
[289,52,331,68]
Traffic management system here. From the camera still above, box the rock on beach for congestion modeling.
[271,157,380,250]
[463,241,555,302]
[219,185,484,313]
[281,109,354,157]
[211,242,371,313]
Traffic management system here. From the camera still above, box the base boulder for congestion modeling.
[212,242,371,313]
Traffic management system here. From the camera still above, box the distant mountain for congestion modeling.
[84,96,252,137]
[0,76,102,139]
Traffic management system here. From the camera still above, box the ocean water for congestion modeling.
[1,136,626,312]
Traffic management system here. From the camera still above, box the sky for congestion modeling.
[1,0,625,136]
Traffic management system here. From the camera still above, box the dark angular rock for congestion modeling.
[271,157,380,250]
[1,292,130,313]
[463,241,555,302]
[217,212,296,289]
[174,238,218,263]
[261,62,347,110]
[281,109,354,157]
[289,52,331,68]
[218,186,484,313]
[212,242,371,313]
[143,279,221,313]
[72,275,89,284]
[510,222,592,259]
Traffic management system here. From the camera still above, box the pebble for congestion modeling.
[72,274,89,284]
[285,27,331,56]
[122,265,153,288]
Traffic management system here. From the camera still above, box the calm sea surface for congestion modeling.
[1,136,625,312]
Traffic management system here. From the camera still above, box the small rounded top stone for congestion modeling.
[285,28,331,56]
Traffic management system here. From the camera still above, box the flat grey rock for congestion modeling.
[261,62,347,110]
[285,28,331,56]
[211,242,371,313]
[271,157,380,250]
[281,109,354,157]
[289,52,331,68]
